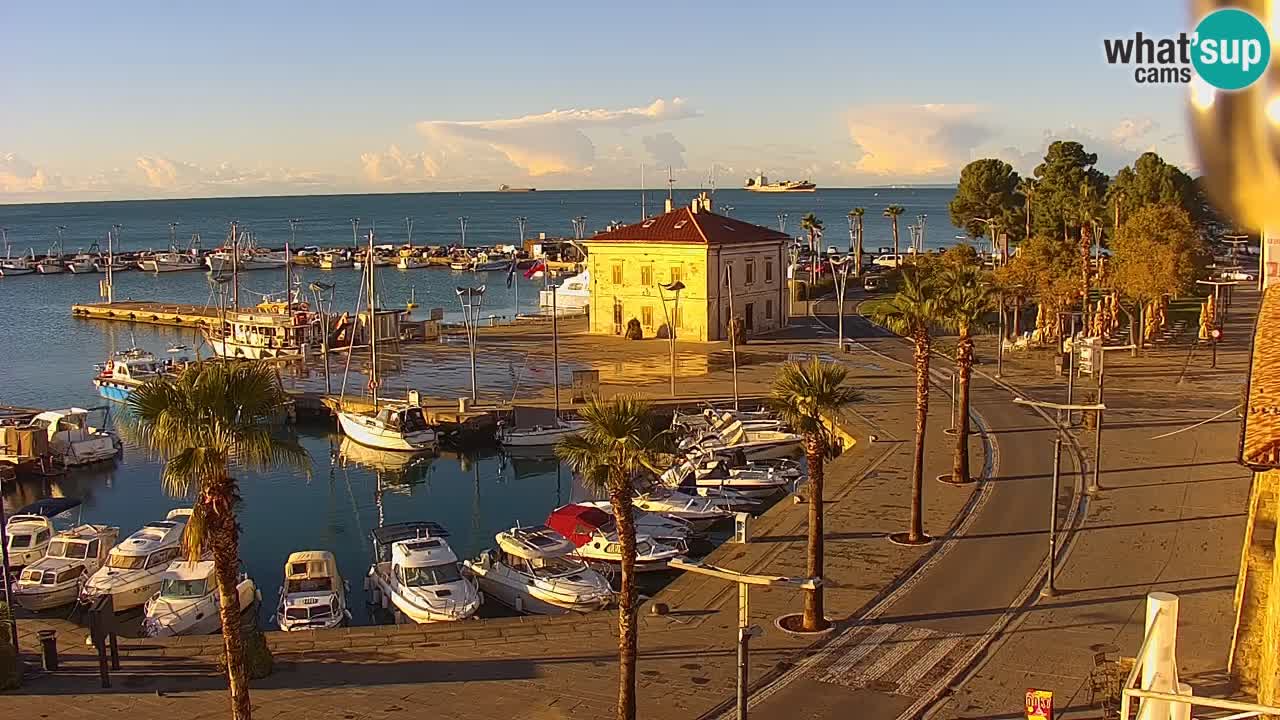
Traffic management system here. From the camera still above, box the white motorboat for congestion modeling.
[574,501,695,551]
[81,509,191,612]
[545,504,684,572]
[672,408,783,434]
[679,419,802,460]
[4,497,82,570]
[13,523,120,610]
[365,522,481,624]
[471,252,511,272]
[206,248,288,273]
[660,456,795,499]
[93,257,131,273]
[539,269,589,311]
[318,251,354,269]
[276,550,352,631]
[463,525,613,615]
[36,257,65,274]
[630,487,739,528]
[27,408,121,466]
[66,253,97,273]
[338,404,437,452]
[139,251,203,272]
[93,349,168,403]
[142,561,259,637]
[497,419,586,447]
[397,255,429,270]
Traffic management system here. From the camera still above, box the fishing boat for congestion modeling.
[463,525,612,615]
[545,504,684,572]
[205,308,319,360]
[94,257,131,273]
[337,230,438,452]
[13,523,120,610]
[36,242,65,274]
[471,251,511,272]
[81,509,192,611]
[448,254,472,271]
[4,497,82,571]
[0,232,35,276]
[65,250,97,274]
[397,254,429,270]
[93,349,168,402]
[744,174,816,192]
[276,550,351,631]
[365,522,481,624]
[498,184,536,192]
[142,561,259,637]
[139,250,202,272]
[206,247,288,272]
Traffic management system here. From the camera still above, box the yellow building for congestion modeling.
[583,194,789,341]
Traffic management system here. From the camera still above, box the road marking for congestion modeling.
[817,623,900,683]
[845,627,932,686]
[895,634,964,694]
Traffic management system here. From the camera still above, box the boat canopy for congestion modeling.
[284,550,340,581]
[15,497,83,518]
[546,504,615,546]
[371,521,449,548]
[161,560,215,582]
[496,525,576,560]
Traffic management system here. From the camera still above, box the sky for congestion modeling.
[1,0,1202,202]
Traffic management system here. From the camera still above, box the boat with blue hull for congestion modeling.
[92,349,181,403]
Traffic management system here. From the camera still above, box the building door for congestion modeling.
[613,299,623,335]
[744,303,754,333]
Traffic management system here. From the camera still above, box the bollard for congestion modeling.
[37,629,58,671]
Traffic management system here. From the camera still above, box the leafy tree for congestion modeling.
[995,235,1078,341]
[1016,177,1038,248]
[556,396,671,720]
[767,359,860,631]
[1078,183,1105,301]
[1032,141,1109,241]
[123,362,310,720]
[1108,203,1207,348]
[884,205,906,258]
[949,159,1024,249]
[936,264,993,484]
[870,266,943,544]
[848,208,866,276]
[1107,151,1200,227]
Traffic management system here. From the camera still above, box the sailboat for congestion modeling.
[336,230,438,452]
[497,281,584,446]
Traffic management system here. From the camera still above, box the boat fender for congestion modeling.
[650,602,670,616]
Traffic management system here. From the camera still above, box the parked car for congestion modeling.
[1220,270,1256,281]
[863,274,889,293]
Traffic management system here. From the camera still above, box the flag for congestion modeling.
[506,256,519,288]
[524,259,546,279]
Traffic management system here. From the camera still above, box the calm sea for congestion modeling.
[0,187,955,626]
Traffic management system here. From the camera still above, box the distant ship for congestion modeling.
[498,184,536,192]
[744,174,816,193]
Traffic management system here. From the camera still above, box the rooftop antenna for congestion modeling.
[667,166,674,202]
[710,163,717,197]
[641,164,647,220]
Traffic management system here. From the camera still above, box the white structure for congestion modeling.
[4,497,81,570]
[81,509,191,611]
[276,550,351,631]
[366,522,480,624]
[13,524,120,610]
[142,561,259,637]
[539,269,591,312]
[464,525,613,615]
[30,408,121,466]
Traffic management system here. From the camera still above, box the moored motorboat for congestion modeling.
[93,349,168,403]
[463,525,612,614]
[659,456,795,499]
[679,419,801,460]
[13,523,120,610]
[4,497,82,571]
[545,504,684,572]
[574,501,696,551]
[65,253,97,273]
[81,509,192,611]
[318,250,354,269]
[27,407,121,466]
[365,522,481,624]
[139,251,202,272]
[497,419,586,447]
[276,550,351,631]
[142,561,259,637]
[630,487,740,528]
[338,404,437,452]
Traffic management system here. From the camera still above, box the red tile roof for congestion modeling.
[586,206,789,246]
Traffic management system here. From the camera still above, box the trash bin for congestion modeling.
[1053,352,1067,376]
[37,629,57,671]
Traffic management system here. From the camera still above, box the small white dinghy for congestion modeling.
[142,561,259,637]
[464,525,612,615]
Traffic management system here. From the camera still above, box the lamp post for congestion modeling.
[455,285,486,402]
[1013,397,1105,596]
[970,217,999,264]
[658,280,685,397]
[1087,343,1135,495]
[350,218,360,248]
[668,559,820,720]
[777,212,788,234]
[458,216,469,248]
[829,255,853,351]
[724,264,740,410]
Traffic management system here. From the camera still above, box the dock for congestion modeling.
[72,301,222,328]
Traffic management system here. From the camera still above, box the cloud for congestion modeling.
[412,98,699,177]
[846,104,993,179]
[0,153,61,193]
[1111,117,1157,146]
[135,156,205,189]
[642,132,687,170]
[359,145,441,184]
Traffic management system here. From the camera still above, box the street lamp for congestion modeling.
[829,255,854,351]
[1084,343,1135,494]
[350,218,360,248]
[970,217,1000,264]
[657,280,685,397]
[777,212,788,234]
[455,285,486,402]
[459,216,469,248]
[1012,397,1105,596]
[668,559,820,720]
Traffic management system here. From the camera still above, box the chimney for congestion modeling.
[690,197,700,214]
[700,191,713,213]
[664,196,674,213]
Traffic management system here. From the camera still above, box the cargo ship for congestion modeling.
[498,184,536,192]
[744,174,816,193]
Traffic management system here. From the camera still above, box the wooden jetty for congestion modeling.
[72,301,221,329]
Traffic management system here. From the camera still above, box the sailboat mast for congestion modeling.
[285,240,292,315]
[552,283,560,421]
[368,229,378,408]
[230,221,240,309]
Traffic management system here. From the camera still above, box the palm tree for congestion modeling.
[768,359,860,631]
[1016,177,1037,247]
[1078,183,1104,308]
[936,264,993,484]
[884,205,905,259]
[556,396,670,720]
[871,266,942,544]
[122,362,309,720]
[848,208,866,276]
[800,212,825,288]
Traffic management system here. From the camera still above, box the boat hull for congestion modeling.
[94,379,135,403]
[497,422,586,447]
[82,577,165,612]
[471,572,610,615]
[14,582,80,611]
[36,263,65,274]
[0,266,34,276]
[337,411,436,452]
[204,334,306,360]
[140,260,202,272]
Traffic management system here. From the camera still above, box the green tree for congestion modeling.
[123,362,310,720]
[556,396,671,720]
[995,235,1078,342]
[871,266,943,544]
[767,359,861,630]
[1107,151,1200,227]
[848,208,866,276]
[1078,183,1105,301]
[949,159,1024,248]
[1016,177,1038,248]
[1108,203,1207,348]
[936,264,994,484]
[1032,141,1109,241]
[884,205,906,258]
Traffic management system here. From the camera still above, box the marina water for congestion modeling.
[0,187,953,626]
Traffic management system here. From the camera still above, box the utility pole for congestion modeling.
[455,285,485,402]
[725,263,740,410]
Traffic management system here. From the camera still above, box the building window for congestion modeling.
[745,303,754,333]
[765,260,774,283]
[745,259,756,285]
[766,299,774,320]
[641,306,654,328]
[640,265,653,286]
[611,263,623,285]
[670,265,682,284]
